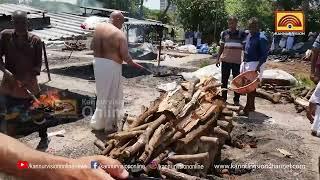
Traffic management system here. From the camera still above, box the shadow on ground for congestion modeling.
[236,111,271,124]
[49,63,194,80]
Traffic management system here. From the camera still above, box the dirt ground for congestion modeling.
[266,60,311,76]
[1,49,319,179]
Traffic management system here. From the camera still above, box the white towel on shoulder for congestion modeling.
[90,58,123,132]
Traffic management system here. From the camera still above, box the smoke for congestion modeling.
[128,28,138,43]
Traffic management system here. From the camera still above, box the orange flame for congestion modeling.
[32,90,60,109]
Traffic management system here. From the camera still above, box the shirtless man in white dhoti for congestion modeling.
[90,11,146,133]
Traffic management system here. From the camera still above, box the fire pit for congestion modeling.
[0,88,88,138]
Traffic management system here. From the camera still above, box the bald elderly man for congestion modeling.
[90,11,146,133]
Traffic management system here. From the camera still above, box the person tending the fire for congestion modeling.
[240,17,269,116]
[90,11,148,133]
[0,11,49,145]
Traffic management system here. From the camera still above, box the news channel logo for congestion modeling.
[91,161,100,169]
[275,11,305,35]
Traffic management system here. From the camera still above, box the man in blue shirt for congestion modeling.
[240,17,269,116]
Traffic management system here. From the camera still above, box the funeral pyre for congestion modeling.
[94,77,240,180]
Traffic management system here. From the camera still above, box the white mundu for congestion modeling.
[310,82,320,137]
[90,57,124,132]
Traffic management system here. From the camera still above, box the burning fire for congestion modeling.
[31,90,60,110]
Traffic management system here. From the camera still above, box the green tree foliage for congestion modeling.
[225,0,274,31]
[173,0,228,43]
[143,8,175,24]
[225,0,320,34]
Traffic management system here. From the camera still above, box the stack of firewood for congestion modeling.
[258,84,314,113]
[94,77,240,179]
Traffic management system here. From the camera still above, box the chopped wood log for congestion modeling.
[195,77,212,89]
[305,87,315,99]
[167,152,209,164]
[213,127,230,144]
[180,101,222,135]
[183,118,200,133]
[160,167,206,180]
[201,83,222,92]
[199,103,222,122]
[199,137,220,173]
[152,131,183,159]
[158,87,186,116]
[222,109,234,117]
[130,96,164,128]
[108,139,129,156]
[107,130,144,140]
[123,114,168,158]
[217,120,233,133]
[274,85,294,90]
[220,116,233,123]
[226,105,241,112]
[161,128,176,143]
[139,123,171,163]
[102,140,116,156]
[94,139,105,151]
[256,88,281,104]
[112,139,135,159]
[200,136,219,145]
[178,118,216,145]
[186,78,200,102]
[179,89,201,118]
[294,97,309,109]
[176,113,194,132]
[144,150,170,173]
[130,122,153,131]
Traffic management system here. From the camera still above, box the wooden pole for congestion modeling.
[42,42,51,81]
[158,26,163,69]
[126,25,129,42]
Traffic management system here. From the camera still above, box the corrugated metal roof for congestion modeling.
[80,6,129,14]
[0,3,45,16]
[0,4,167,42]
[0,4,89,41]
[126,17,167,27]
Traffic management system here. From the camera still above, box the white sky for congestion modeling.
[144,0,160,10]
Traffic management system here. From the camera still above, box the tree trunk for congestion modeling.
[140,0,144,18]
[159,0,172,22]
